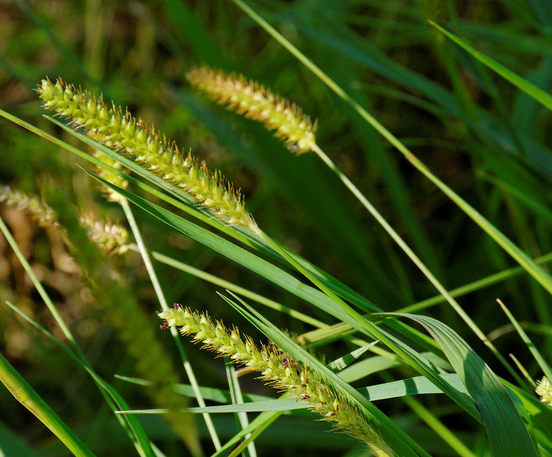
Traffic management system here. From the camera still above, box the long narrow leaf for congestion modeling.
[430,21,552,112]
[391,313,538,457]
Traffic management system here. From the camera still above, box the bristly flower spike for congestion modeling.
[37,78,257,230]
[0,185,59,229]
[79,214,130,255]
[159,305,394,456]
[536,376,552,406]
[187,66,317,155]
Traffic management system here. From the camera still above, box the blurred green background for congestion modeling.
[1,0,552,455]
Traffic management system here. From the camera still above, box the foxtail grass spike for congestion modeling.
[536,377,552,406]
[159,305,393,456]
[93,151,129,203]
[37,78,256,230]
[0,185,59,229]
[0,184,130,254]
[187,66,317,154]
[79,214,130,255]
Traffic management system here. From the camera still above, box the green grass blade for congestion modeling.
[392,313,539,457]
[0,352,96,457]
[187,400,307,414]
[357,374,468,401]
[327,342,378,372]
[496,299,552,382]
[221,293,433,457]
[229,0,552,300]
[430,21,552,112]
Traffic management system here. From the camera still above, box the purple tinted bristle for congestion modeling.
[160,322,169,330]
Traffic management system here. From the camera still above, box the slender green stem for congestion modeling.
[231,0,552,300]
[402,395,476,457]
[120,198,221,451]
[0,215,155,457]
[309,144,522,384]
[225,362,256,457]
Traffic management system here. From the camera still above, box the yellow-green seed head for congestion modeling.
[0,185,59,229]
[79,214,130,255]
[159,305,392,455]
[37,78,257,230]
[187,66,317,155]
[536,376,552,406]
[93,151,129,203]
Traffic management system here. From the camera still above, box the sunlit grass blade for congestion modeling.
[229,0,552,302]
[0,213,157,457]
[430,21,552,112]
[119,199,220,451]
[327,342,378,372]
[220,292,434,457]
[496,299,552,382]
[391,313,539,457]
[188,399,306,414]
[0,352,96,457]
[356,373,467,401]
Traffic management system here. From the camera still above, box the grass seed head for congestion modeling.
[37,78,257,230]
[159,305,393,455]
[187,66,317,155]
[537,376,552,406]
[0,185,59,229]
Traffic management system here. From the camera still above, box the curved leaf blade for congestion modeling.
[391,313,538,457]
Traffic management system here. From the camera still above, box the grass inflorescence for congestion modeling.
[37,78,256,230]
[187,66,317,154]
[159,305,392,456]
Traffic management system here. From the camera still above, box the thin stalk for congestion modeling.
[309,143,522,384]
[230,0,552,299]
[402,395,476,457]
[120,198,221,451]
[225,362,256,457]
[0,215,155,457]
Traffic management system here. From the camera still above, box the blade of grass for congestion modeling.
[120,198,221,451]
[430,21,552,112]
[230,0,552,301]
[0,352,96,457]
[389,313,539,457]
